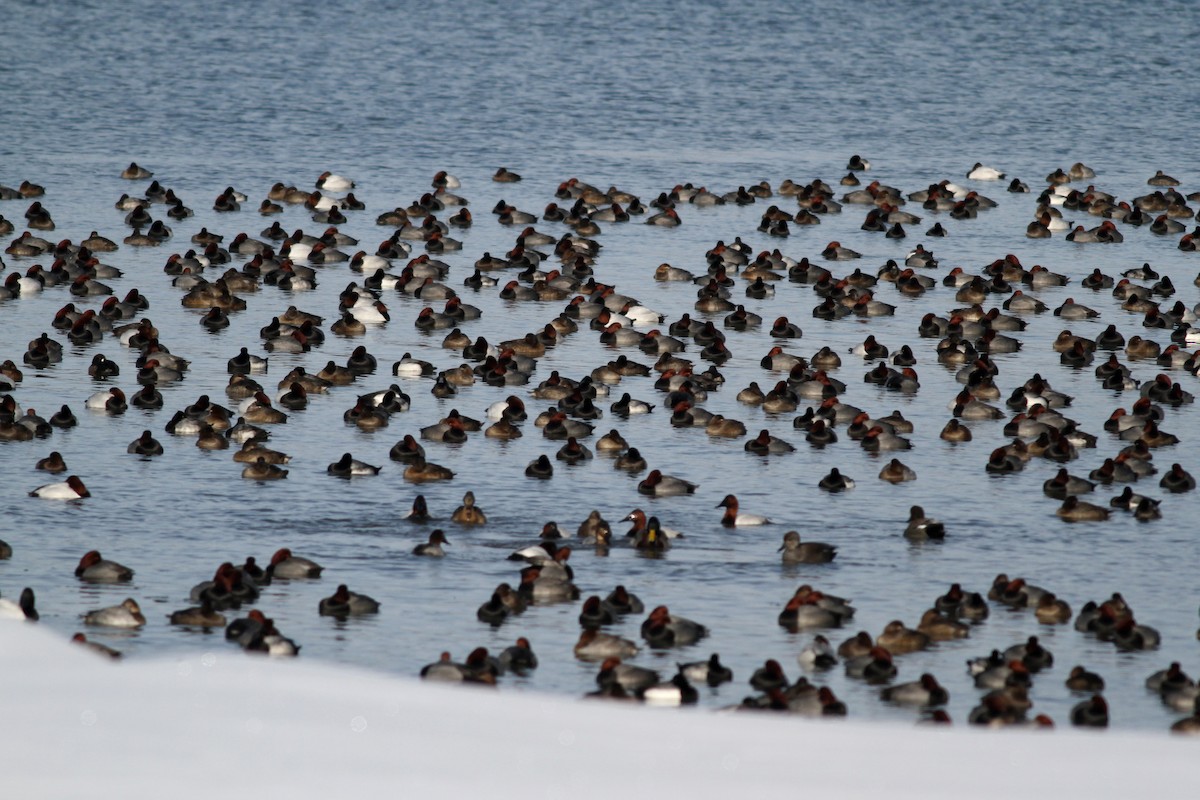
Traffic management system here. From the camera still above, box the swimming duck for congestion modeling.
[319,584,380,616]
[637,469,697,496]
[877,620,930,654]
[83,598,145,628]
[35,451,67,473]
[882,673,949,706]
[169,600,227,627]
[267,548,323,579]
[0,588,38,620]
[75,550,133,582]
[818,468,854,492]
[716,494,771,526]
[779,530,837,563]
[641,606,708,648]
[904,506,945,539]
[1065,666,1106,693]
[403,457,454,482]
[326,453,381,477]
[30,475,90,500]
[1056,496,1110,521]
[674,653,732,688]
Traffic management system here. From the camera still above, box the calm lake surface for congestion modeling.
[2,0,1199,731]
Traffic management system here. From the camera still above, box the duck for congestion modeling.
[678,653,734,687]
[575,630,640,661]
[1056,496,1110,521]
[818,468,854,492]
[83,598,146,628]
[637,469,697,496]
[716,494,772,527]
[74,550,133,582]
[319,584,380,616]
[327,453,381,477]
[450,491,487,525]
[1065,666,1106,693]
[882,673,949,706]
[168,600,228,627]
[267,548,323,579]
[35,451,67,473]
[904,506,946,539]
[877,620,930,654]
[779,530,837,563]
[917,609,970,640]
[878,458,917,483]
[967,163,1005,181]
[641,605,708,647]
[29,475,90,500]
[404,457,454,482]
[0,588,38,621]
[1070,695,1109,728]
[498,638,538,673]
[242,457,287,480]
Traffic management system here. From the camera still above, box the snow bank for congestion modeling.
[0,621,1192,798]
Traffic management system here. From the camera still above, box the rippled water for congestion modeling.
[2,0,1199,732]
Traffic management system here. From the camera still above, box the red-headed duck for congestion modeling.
[268,548,323,579]
[637,469,697,496]
[30,475,90,500]
[716,494,771,527]
[75,550,133,583]
[641,605,708,647]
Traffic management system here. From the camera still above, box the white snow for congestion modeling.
[1,620,1193,798]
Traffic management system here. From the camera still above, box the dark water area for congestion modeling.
[1,0,1198,731]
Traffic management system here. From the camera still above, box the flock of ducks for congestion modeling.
[1,155,1199,734]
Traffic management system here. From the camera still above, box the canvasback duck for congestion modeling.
[268,548,323,579]
[30,475,90,500]
[75,551,133,582]
[967,163,1005,181]
[716,494,771,527]
[779,530,837,563]
[83,598,145,628]
[625,509,683,540]
[412,529,449,557]
[0,588,38,621]
[637,469,697,496]
[319,584,380,616]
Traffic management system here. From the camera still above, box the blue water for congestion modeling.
[2,0,1198,732]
